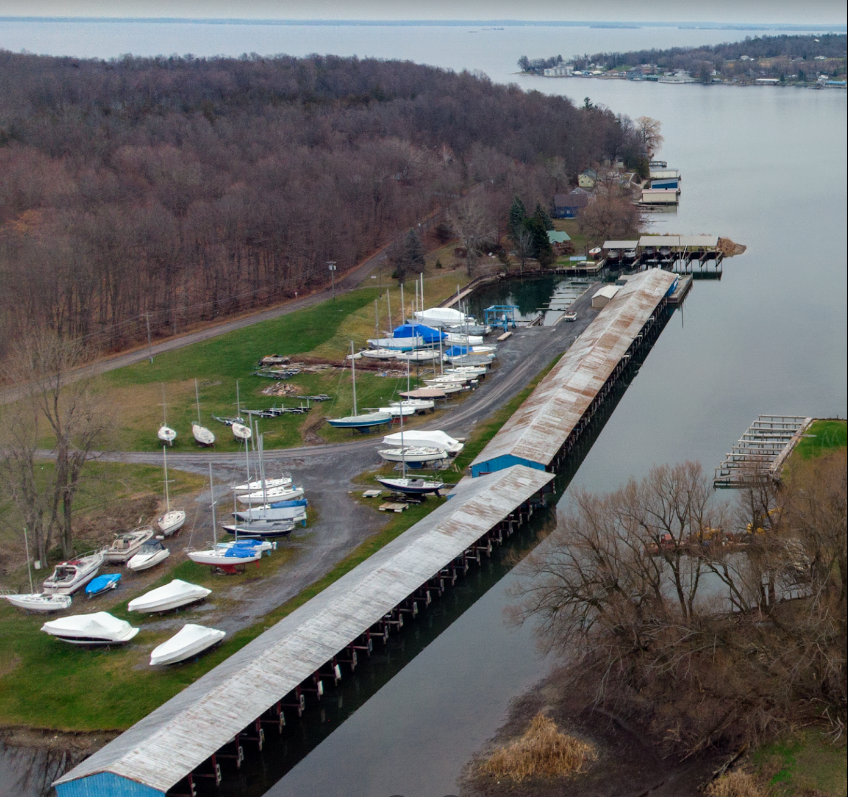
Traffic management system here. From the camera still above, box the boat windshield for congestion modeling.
[138,541,164,554]
[52,566,76,582]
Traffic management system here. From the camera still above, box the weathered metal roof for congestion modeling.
[602,240,639,249]
[649,169,680,179]
[639,235,681,247]
[470,270,676,472]
[55,465,552,795]
[677,235,719,248]
[593,285,621,300]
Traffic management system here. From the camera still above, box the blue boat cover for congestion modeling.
[85,573,121,595]
[392,324,446,344]
[444,345,472,356]
[224,547,257,558]
[269,498,308,508]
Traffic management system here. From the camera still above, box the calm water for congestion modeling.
[0,20,845,797]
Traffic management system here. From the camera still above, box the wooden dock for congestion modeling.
[666,275,693,305]
[714,415,812,488]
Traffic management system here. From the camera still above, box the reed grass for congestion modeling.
[481,713,597,783]
[706,772,770,797]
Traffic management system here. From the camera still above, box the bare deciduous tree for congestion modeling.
[577,194,642,247]
[512,457,847,756]
[1,330,113,564]
[636,116,664,159]
[449,198,496,277]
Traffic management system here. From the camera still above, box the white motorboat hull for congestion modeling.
[126,548,170,572]
[378,448,449,464]
[4,593,73,612]
[157,510,187,537]
[42,552,105,595]
[236,486,304,506]
[381,431,463,455]
[377,405,416,417]
[150,624,226,666]
[376,477,446,495]
[41,612,139,645]
[192,423,215,446]
[128,580,211,613]
[157,426,177,445]
[103,527,154,563]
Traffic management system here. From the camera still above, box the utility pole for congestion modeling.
[327,261,337,300]
[145,313,153,364]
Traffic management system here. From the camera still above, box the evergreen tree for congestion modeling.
[391,228,426,284]
[523,216,553,264]
[508,196,527,244]
[533,203,554,231]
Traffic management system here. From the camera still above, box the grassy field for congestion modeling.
[791,419,847,461]
[753,730,847,796]
[93,268,470,453]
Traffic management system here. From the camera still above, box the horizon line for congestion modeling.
[1,17,845,28]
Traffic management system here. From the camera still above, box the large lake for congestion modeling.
[1,20,846,797]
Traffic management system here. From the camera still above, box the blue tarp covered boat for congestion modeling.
[85,573,121,597]
[392,324,446,344]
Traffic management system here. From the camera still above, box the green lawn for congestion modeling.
[792,419,847,461]
[754,730,847,796]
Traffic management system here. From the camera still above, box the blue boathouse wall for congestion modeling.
[55,773,165,797]
[470,455,547,477]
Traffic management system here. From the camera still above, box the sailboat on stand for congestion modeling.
[157,446,186,537]
[327,342,392,431]
[157,384,177,446]
[191,379,215,447]
[376,385,445,497]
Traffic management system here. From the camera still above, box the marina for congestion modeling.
[54,466,553,797]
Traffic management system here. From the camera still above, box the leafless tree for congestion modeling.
[577,195,642,247]
[511,457,847,756]
[449,198,497,277]
[514,228,534,274]
[636,116,664,159]
[0,329,113,564]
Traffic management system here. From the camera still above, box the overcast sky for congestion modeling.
[1,0,845,25]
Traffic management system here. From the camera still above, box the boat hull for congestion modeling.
[376,477,445,495]
[187,549,262,566]
[42,553,105,595]
[150,625,226,666]
[128,580,211,613]
[378,448,448,464]
[236,486,304,506]
[126,548,170,572]
[158,510,187,537]
[4,594,73,612]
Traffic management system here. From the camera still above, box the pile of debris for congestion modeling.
[261,383,301,397]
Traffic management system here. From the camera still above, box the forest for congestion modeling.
[0,51,646,358]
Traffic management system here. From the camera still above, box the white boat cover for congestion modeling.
[378,447,448,463]
[232,476,292,494]
[381,430,464,454]
[414,308,468,325]
[150,624,226,666]
[128,580,211,613]
[42,612,139,643]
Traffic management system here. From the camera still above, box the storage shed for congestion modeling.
[591,284,620,308]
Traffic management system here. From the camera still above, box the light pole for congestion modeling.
[327,261,337,300]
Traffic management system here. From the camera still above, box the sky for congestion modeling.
[1,0,845,25]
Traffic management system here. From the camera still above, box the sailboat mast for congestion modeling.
[386,289,391,333]
[208,463,217,546]
[195,378,201,424]
[350,341,358,416]
[236,380,241,418]
[420,272,424,312]
[163,446,171,512]
[375,298,379,338]
[23,526,33,594]
[161,383,167,425]
[259,431,268,507]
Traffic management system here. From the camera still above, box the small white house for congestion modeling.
[543,65,573,77]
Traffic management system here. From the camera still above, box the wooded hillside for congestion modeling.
[0,52,645,356]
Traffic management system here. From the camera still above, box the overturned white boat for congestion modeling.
[41,611,139,645]
[128,579,211,613]
[231,476,292,495]
[381,430,464,455]
[103,527,154,564]
[42,551,105,595]
[378,447,449,464]
[4,593,72,613]
[232,422,252,442]
[150,624,226,666]
[236,485,304,506]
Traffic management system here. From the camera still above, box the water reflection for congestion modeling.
[0,740,86,797]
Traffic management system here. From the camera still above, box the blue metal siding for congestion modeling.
[665,276,679,297]
[471,455,547,477]
[55,773,165,797]
[650,179,678,189]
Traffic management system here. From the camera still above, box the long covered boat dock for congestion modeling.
[470,269,677,477]
[54,465,553,797]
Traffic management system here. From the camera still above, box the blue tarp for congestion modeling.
[444,345,472,357]
[392,323,446,344]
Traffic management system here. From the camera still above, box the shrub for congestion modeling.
[706,771,770,797]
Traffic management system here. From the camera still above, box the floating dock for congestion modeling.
[54,466,553,797]
[714,415,812,488]
[470,269,677,477]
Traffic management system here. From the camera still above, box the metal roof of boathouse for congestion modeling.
[470,269,676,477]
[54,465,553,797]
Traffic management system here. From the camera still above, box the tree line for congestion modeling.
[0,51,648,360]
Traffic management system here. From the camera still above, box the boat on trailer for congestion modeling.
[103,527,154,564]
[149,624,225,666]
[85,574,121,598]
